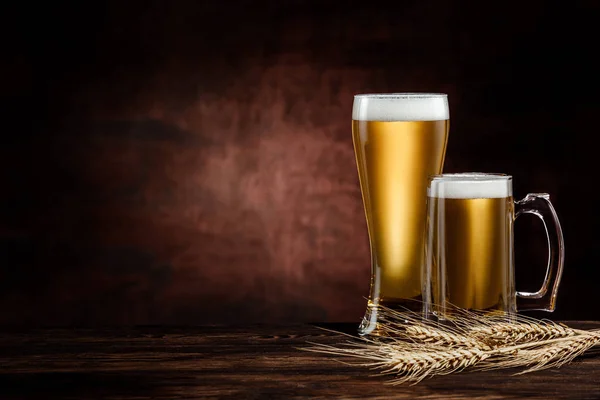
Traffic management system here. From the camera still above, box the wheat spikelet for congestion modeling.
[384,347,490,385]
[304,338,491,385]
[427,306,578,348]
[468,318,576,348]
[512,331,600,373]
[391,347,490,384]
[374,306,493,350]
[404,324,493,351]
[301,305,600,384]
[371,305,576,350]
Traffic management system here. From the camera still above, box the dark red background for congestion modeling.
[1,1,598,325]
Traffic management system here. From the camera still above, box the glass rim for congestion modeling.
[354,93,447,99]
[430,172,512,182]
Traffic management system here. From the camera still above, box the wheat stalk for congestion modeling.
[486,331,600,373]
[376,307,493,350]
[469,319,575,347]
[301,305,600,384]
[303,340,491,384]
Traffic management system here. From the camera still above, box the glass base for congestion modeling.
[358,298,423,336]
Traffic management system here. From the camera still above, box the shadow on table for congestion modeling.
[0,371,205,399]
[311,322,360,337]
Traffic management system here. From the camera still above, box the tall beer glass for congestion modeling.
[352,93,449,335]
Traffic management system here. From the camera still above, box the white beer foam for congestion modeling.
[428,174,512,199]
[352,93,449,121]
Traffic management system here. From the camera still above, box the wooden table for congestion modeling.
[1,323,599,399]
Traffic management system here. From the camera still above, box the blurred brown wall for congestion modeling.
[1,1,598,325]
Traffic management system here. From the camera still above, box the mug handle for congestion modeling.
[515,193,565,311]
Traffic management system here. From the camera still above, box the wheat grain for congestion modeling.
[304,339,491,384]
[301,305,600,383]
[469,320,576,348]
[518,331,600,373]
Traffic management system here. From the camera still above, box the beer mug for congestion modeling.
[422,173,565,320]
[352,93,450,335]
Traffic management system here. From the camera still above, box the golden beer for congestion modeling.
[352,94,449,335]
[427,196,513,312]
[423,173,566,320]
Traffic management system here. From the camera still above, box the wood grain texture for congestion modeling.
[1,323,599,399]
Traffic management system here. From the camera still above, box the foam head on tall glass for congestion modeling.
[352,94,449,335]
[422,173,565,321]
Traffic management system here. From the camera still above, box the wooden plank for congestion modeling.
[0,323,599,399]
